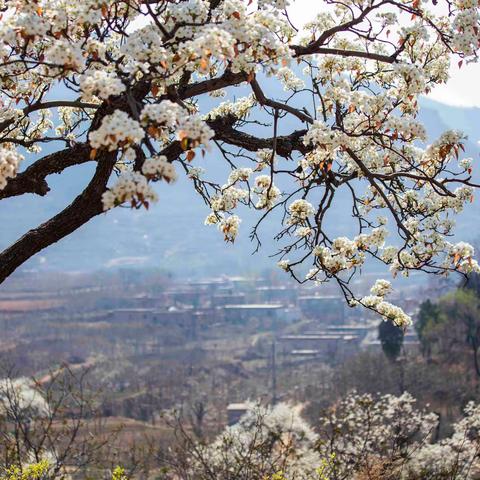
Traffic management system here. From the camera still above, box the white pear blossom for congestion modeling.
[142,156,177,183]
[177,115,214,149]
[219,215,241,242]
[89,110,145,151]
[140,101,184,130]
[277,259,290,270]
[102,171,158,210]
[287,199,315,224]
[0,148,23,190]
[370,279,392,297]
[80,70,126,101]
[228,167,253,184]
[44,39,85,72]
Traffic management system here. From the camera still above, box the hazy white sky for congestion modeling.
[288,0,479,108]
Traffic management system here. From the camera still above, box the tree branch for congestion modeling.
[345,147,412,240]
[0,102,99,135]
[0,143,92,200]
[294,47,398,64]
[214,122,309,158]
[178,70,248,99]
[250,78,313,124]
[0,151,117,284]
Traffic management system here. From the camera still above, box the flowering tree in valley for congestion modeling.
[0,369,118,478]
[175,402,324,480]
[167,394,480,479]
[1,0,480,324]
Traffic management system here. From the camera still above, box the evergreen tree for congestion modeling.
[378,320,404,361]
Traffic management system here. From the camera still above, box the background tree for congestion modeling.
[442,289,480,379]
[1,0,480,324]
[0,366,111,477]
[416,299,443,359]
[416,278,480,380]
[462,271,480,296]
[163,394,480,480]
[0,366,152,479]
[378,320,404,362]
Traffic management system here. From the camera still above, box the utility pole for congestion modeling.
[272,340,277,405]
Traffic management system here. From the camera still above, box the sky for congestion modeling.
[288,0,480,109]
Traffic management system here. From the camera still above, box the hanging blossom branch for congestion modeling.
[0,0,479,327]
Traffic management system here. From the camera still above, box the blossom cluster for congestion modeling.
[177,115,214,149]
[206,96,256,121]
[228,168,253,184]
[254,175,281,209]
[393,63,426,96]
[452,4,480,56]
[361,294,412,328]
[219,215,242,243]
[287,199,315,225]
[80,70,126,101]
[306,229,386,277]
[370,279,392,297]
[193,392,480,480]
[276,67,305,91]
[210,185,248,211]
[140,101,184,132]
[0,147,23,191]
[102,171,158,211]
[140,101,214,150]
[447,241,480,273]
[203,164,279,241]
[89,111,144,152]
[44,39,86,74]
[142,156,177,183]
[205,212,242,242]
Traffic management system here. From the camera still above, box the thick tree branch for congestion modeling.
[0,143,92,200]
[0,80,155,283]
[294,47,398,64]
[0,70,246,202]
[0,151,117,284]
[214,124,309,158]
[178,70,248,99]
[292,1,382,56]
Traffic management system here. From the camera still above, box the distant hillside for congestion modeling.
[1,96,479,278]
